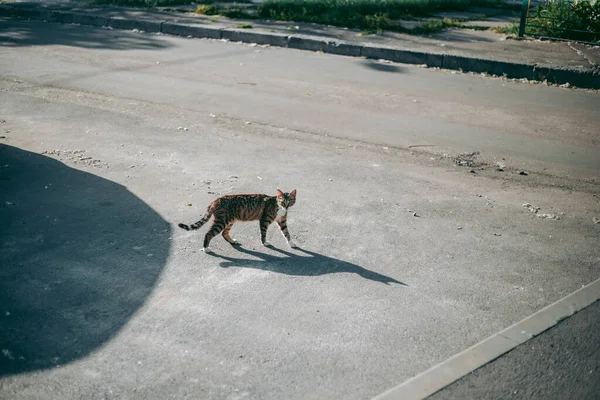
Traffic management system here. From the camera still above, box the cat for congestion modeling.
[178,189,297,253]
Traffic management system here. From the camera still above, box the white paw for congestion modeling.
[231,239,242,245]
[203,247,213,254]
[287,240,298,248]
[262,240,272,247]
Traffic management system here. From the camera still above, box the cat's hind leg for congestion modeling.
[203,214,227,253]
[222,220,241,245]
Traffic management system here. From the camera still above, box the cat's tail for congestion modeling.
[178,205,215,231]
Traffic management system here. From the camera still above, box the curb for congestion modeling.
[372,277,600,400]
[1,5,599,89]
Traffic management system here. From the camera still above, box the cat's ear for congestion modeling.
[290,189,297,199]
[277,189,284,198]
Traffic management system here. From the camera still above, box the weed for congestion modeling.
[236,23,253,29]
[195,4,219,15]
[256,0,514,32]
[527,0,600,41]
[491,23,519,35]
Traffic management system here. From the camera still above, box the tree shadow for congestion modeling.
[428,29,498,43]
[0,144,170,376]
[209,245,407,286]
[0,12,172,50]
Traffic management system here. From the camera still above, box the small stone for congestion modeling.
[537,213,560,220]
[519,171,529,176]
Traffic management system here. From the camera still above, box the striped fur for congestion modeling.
[179,189,297,252]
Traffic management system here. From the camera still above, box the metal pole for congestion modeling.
[518,0,530,38]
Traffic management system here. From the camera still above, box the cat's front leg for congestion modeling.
[259,217,272,246]
[277,217,297,248]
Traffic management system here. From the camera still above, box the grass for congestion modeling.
[236,23,253,29]
[491,23,518,35]
[256,0,514,33]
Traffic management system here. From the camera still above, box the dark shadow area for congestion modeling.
[429,29,497,43]
[0,144,170,375]
[210,245,406,286]
[0,16,173,50]
[362,60,407,73]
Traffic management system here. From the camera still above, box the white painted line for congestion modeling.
[372,277,600,400]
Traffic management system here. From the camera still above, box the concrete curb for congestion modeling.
[1,5,599,89]
[372,277,600,400]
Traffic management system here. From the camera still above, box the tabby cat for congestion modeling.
[178,189,297,253]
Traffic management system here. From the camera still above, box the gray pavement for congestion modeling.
[0,19,599,400]
[428,300,600,400]
[1,1,599,88]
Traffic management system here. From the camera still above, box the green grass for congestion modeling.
[236,23,253,29]
[491,23,518,35]
[256,0,513,32]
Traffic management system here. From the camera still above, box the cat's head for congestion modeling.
[276,189,296,210]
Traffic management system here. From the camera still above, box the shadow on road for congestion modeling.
[0,16,172,50]
[210,245,406,286]
[361,60,407,73]
[0,144,170,376]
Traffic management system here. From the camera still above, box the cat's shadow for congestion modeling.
[209,245,407,286]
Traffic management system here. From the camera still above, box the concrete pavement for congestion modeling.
[428,300,600,400]
[0,1,599,88]
[1,19,599,400]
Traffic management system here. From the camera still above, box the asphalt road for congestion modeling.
[428,300,600,400]
[1,19,599,400]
